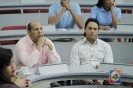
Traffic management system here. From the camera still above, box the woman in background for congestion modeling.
[0,47,30,88]
[90,0,121,42]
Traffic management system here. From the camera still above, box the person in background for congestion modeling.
[90,0,121,42]
[0,47,30,88]
[48,0,84,29]
[70,18,113,85]
[14,21,61,70]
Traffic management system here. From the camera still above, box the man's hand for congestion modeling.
[62,7,67,11]
[62,1,71,11]
[36,37,53,51]
[96,65,99,69]
[44,39,53,50]
[103,26,110,30]
[82,79,94,85]
[43,39,50,46]
[36,37,45,51]
[37,37,45,47]
[97,80,104,85]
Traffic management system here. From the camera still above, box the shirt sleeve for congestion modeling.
[15,42,41,68]
[103,43,113,63]
[49,5,56,17]
[70,44,80,65]
[116,8,121,19]
[90,6,98,18]
[74,3,81,15]
[46,40,61,63]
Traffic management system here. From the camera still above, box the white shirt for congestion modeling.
[70,38,113,68]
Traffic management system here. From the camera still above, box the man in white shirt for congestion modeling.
[70,18,113,85]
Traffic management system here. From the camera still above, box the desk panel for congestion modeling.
[26,65,133,83]
[55,85,132,88]
[1,25,133,41]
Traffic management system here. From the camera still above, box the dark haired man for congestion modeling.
[71,18,113,85]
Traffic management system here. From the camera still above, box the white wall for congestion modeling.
[0,0,132,5]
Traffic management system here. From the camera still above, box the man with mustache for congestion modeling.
[14,21,61,69]
[48,0,84,29]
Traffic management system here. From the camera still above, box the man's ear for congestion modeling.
[27,30,30,34]
[84,28,86,32]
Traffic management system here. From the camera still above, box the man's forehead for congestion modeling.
[31,21,42,28]
[88,22,98,28]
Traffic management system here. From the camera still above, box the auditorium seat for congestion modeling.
[127,10,132,14]
[82,9,91,13]
[40,9,49,13]
[0,26,26,45]
[0,10,21,14]
[121,9,132,14]
[1,26,26,30]
[121,9,127,13]
[23,9,38,13]
[117,38,121,42]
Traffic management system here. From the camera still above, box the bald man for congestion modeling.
[14,21,61,69]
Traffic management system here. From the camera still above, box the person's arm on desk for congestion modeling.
[46,39,61,63]
[99,26,110,30]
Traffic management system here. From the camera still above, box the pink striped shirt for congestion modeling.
[14,35,61,69]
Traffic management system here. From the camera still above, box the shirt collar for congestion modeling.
[26,35,35,46]
[101,6,105,12]
[83,38,99,45]
[101,6,111,13]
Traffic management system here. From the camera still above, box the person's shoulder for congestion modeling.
[114,7,121,11]
[73,38,85,47]
[70,3,80,7]
[92,6,99,10]
[50,4,60,8]
[16,35,28,46]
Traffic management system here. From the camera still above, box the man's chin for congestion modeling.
[87,37,96,41]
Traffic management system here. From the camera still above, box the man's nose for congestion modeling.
[91,29,94,33]
[38,29,42,33]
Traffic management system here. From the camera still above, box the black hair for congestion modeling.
[96,0,115,7]
[27,22,32,31]
[0,47,13,85]
[84,18,99,37]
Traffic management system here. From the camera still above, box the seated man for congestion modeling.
[14,21,61,69]
[70,18,113,85]
[48,0,84,29]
